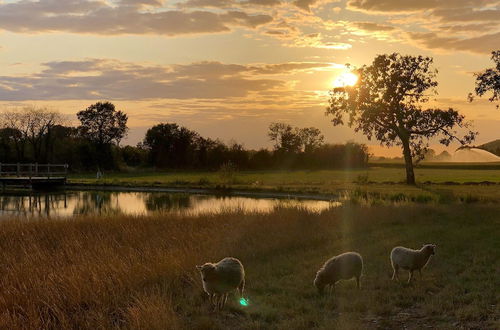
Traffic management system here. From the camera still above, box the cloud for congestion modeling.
[346,0,494,14]
[293,0,319,11]
[249,62,339,74]
[351,22,395,32]
[0,59,337,101]
[432,7,500,23]
[177,0,281,8]
[345,0,500,54]
[437,23,499,33]
[409,31,500,54]
[0,0,273,36]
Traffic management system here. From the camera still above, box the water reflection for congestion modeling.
[0,191,337,219]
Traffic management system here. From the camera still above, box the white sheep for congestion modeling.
[390,244,436,283]
[196,257,245,310]
[314,252,363,295]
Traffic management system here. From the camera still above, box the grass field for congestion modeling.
[0,205,498,329]
[69,165,500,203]
[70,165,500,186]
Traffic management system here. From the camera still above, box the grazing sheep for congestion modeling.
[314,252,363,295]
[196,257,245,310]
[390,244,436,283]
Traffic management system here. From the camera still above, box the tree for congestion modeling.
[0,107,62,162]
[24,107,63,162]
[0,128,20,162]
[470,50,500,109]
[326,53,476,184]
[77,102,128,169]
[298,127,324,153]
[77,102,128,146]
[268,122,302,153]
[0,111,29,161]
[142,123,198,168]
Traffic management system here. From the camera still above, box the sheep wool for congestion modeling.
[390,244,436,283]
[196,257,245,310]
[314,252,363,295]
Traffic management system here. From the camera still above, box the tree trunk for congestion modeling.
[401,138,416,185]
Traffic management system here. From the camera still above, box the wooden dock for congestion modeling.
[0,163,68,190]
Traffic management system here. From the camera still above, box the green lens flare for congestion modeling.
[239,298,249,306]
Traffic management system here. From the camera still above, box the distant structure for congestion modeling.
[0,163,68,190]
[449,148,500,162]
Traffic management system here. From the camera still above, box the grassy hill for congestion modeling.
[478,139,500,156]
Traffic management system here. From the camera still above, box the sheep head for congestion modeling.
[196,263,216,282]
[313,271,327,295]
[422,244,436,255]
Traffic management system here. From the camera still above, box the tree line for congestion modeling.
[0,102,368,171]
[1,51,498,182]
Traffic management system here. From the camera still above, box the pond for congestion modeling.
[0,190,338,219]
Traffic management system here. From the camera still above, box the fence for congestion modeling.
[0,163,69,179]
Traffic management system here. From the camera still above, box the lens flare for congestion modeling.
[239,298,249,306]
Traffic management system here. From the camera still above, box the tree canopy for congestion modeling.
[327,53,476,184]
[77,102,128,146]
[268,122,325,154]
[470,50,500,109]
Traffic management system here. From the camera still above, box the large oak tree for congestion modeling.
[470,50,500,109]
[326,53,476,185]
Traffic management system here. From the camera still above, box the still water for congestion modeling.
[0,190,337,219]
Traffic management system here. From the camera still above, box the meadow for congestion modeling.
[69,163,500,203]
[0,205,498,329]
[70,163,500,187]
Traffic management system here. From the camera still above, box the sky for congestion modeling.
[0,0,499,156]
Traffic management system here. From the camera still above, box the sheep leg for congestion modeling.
[216,295,222,311]
[218,295,225,310]
[407,271,413,284]
[392,265,399,281]
[210,294,218,311]
[356,276,360,289]
[223,293,228,309]
[418,269,422,278]
[238,279,245,298]
[220,294,227,310]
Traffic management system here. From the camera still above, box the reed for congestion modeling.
[0,205,497,329]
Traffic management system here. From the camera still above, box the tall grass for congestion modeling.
[0,205,498,329]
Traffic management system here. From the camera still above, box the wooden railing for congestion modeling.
[0,163,68,179]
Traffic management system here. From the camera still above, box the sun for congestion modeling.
[332,72,358,88]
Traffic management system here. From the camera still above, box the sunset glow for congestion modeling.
[0,0,498,156]
[333,72,359,88]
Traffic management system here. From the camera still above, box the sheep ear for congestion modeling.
[196,265,202,270]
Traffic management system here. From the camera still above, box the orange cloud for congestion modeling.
[0,1,273,35]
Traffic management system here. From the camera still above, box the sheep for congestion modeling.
[196,257,245,310]
[390,244,436,283]
[314,252,363,295]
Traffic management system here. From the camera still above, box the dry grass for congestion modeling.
[0,205,498,329]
